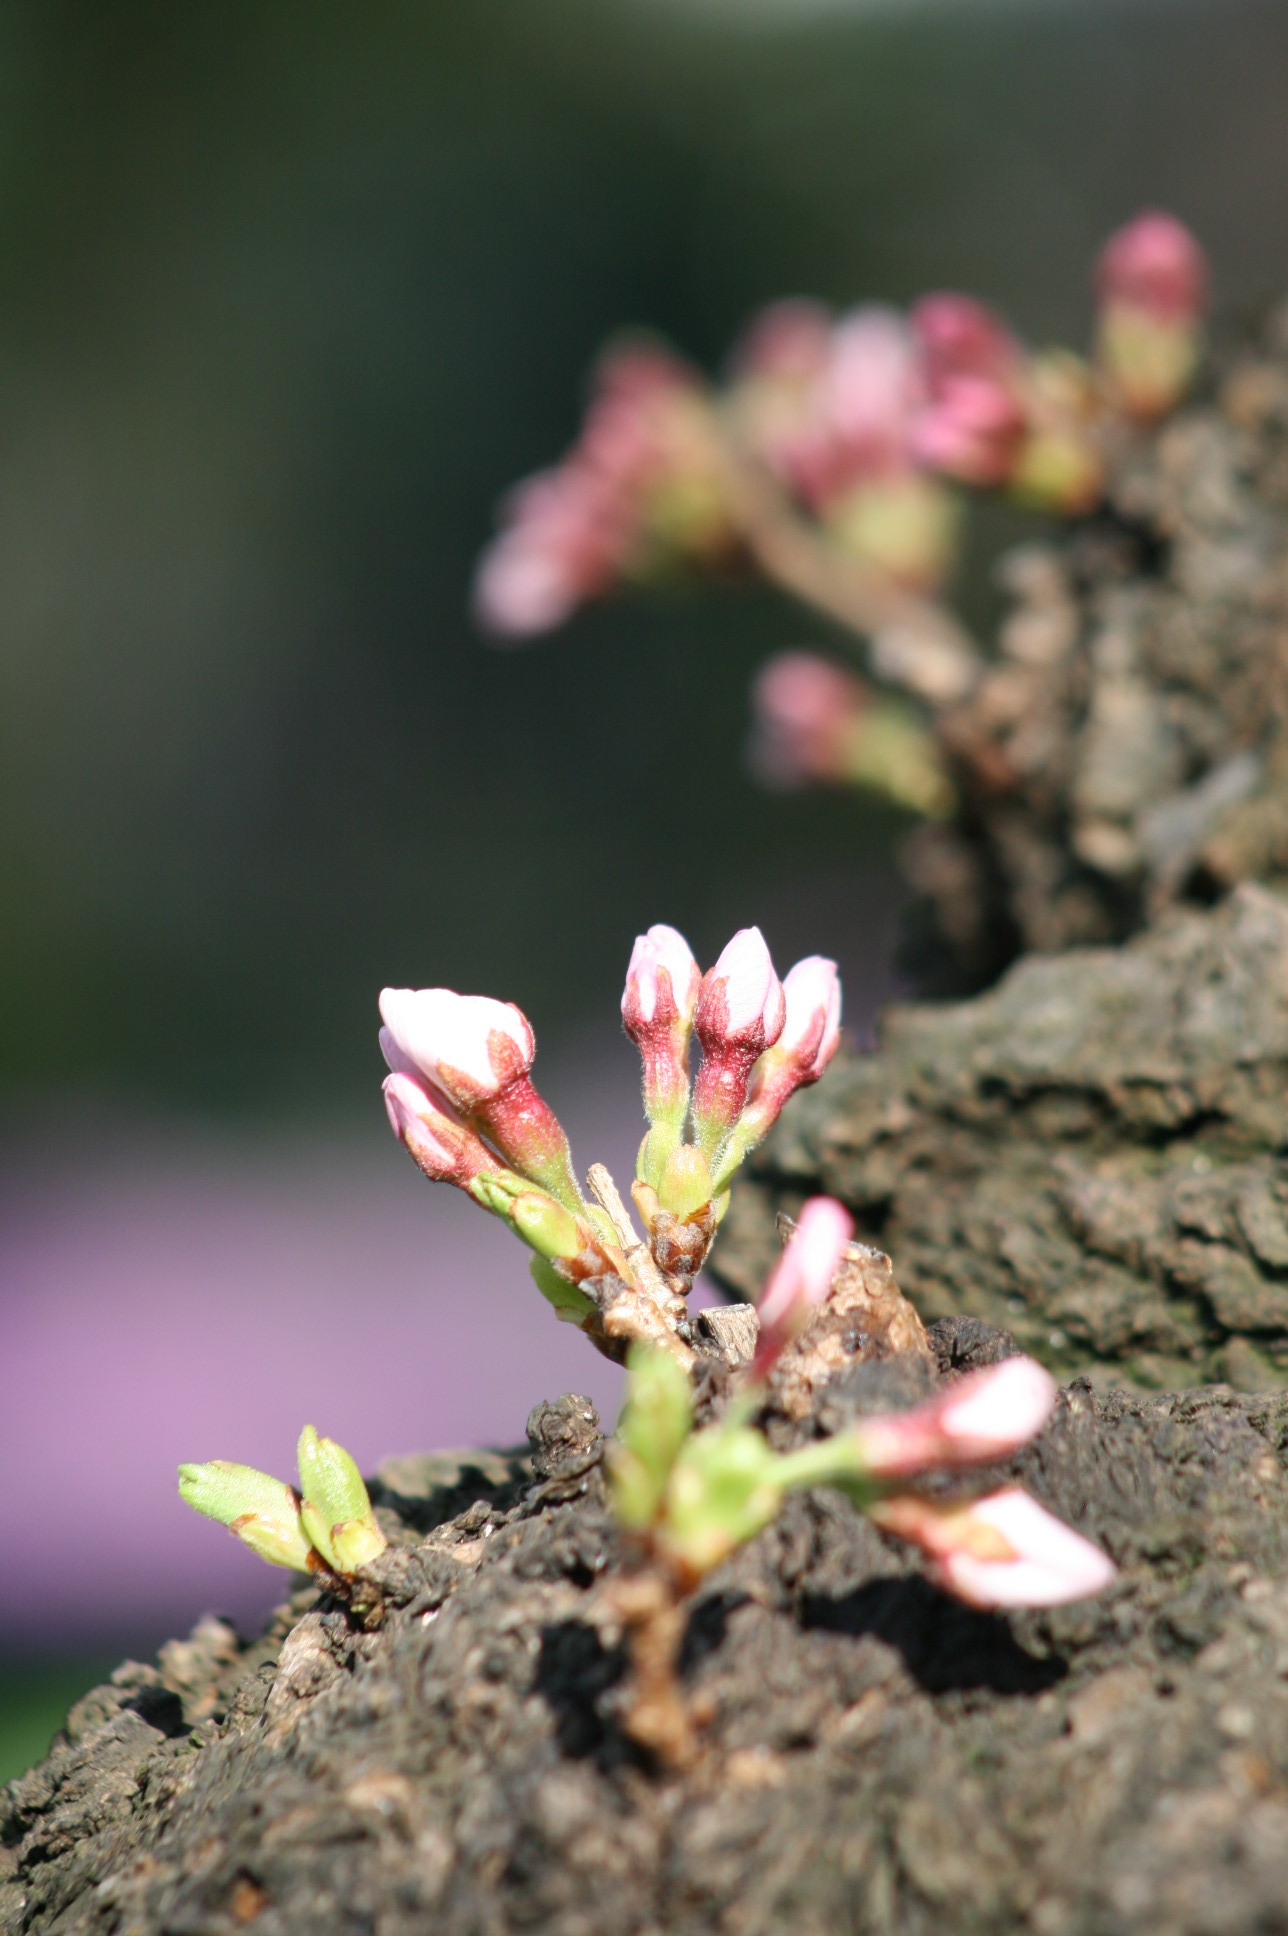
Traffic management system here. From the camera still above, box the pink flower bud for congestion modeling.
[382,1071,501,1190]
[621,925,701,1034]
[473,466,633,638]
[622,924,702,1132]
[854,1356,1056,1479]
[748,652,870,790]
[379,987,580,1209]
[728,957,843,1168]
[691,928,787,1152]
[1096,211,1207,325]
[823,307,924,484]
[696,927,786,1049]
[910,295,1027,487]
[872,1486,1117,1609]
[1095,213,1207,421]
[379,988,535,1106]
[752,1196,853,1377]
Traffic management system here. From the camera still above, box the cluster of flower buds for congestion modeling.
[609,1199,1115,1610]
[179,1426,386,1579]
[473,213,1208,807]
[748,649,953,813]
[378,924,842,1362]
[623,925,841,1288]
[473,343,735,637]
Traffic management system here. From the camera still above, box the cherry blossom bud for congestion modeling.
[910,294,1027,487]
[749,653,870,790]
[854,1356,1056,1479]
[382,1071,502,1191]
[622,925,701,1170]
[716,958,842,1186]
[1095,212,1207,421]
[473,465,634,638]
[751,1196,853,1378]
[379,986,580,1209]
[691,928,786,1156]
[380,988,534,1104]
[1097,210,1207,326]
[871,1485,1116,1609]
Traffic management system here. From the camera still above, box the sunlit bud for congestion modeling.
[296,1426,387,1576]
[870,1485,1116,1609]
[508,1190,585,1263]
[717,959,842,1185]
[1010,351,1104,514]
[379,988,534,1103]
[379,987,580,1209]
[608,1343,695,1534]
[178,1461,313,1572]
[622,925,701,1177]
[1095,212,1206,422]
[854,1356,1056,1479]
[910,294,1027,487]
[660,1422,784,1584]
[751,1196,853,1378]
[656,1143,714,1222]
[382,1071,501,1190]
[692,928,786,1156]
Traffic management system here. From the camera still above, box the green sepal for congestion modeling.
[296,1426,386,1575]
[656,1143,713,1221]
[177,1460,312,1572]
[661,1423,783,1578]
[509,1191,583,1261]
[608,1343,694,1533]
[530,1254,597,1325]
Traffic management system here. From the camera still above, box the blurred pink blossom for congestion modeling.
[749,651,870,789]
[910,294,1027,487]
[1097,211,1207,324]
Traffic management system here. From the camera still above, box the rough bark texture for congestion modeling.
[714,882,1288,1395]
[7,1350,1288,1936]
[904,307,1288,989]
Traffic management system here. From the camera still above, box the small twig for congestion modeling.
[587,1163,673,1314]
[719,446,982,698]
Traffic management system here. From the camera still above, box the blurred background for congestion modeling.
[5,0,1288,1778]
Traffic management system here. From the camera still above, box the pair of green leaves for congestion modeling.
[179,1426,386,1576]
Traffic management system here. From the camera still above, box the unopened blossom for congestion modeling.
[382,1070,505,1192]
[749,653,871,790]
[871,1485,1117,1609]
[751,1196,854,1378]
[726,299,837,502]
[853,1355,1056,1479]
[379,987,581,1211]
[623,924,703,1186]
[475,344,733,638]
[1095,210,1207,420]
[691,927,787,1155]
[749,651,955,816]
[718,957,842,1181]
[910,294,1028,487]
